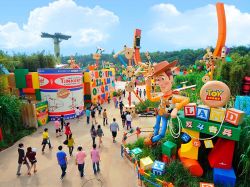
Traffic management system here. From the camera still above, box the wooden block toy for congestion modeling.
[180,129,200,160]
[14,69,29,88]
[200,182,214,187]
[196,105,210,121]
[209,108,226,123]
[204,140,214,148]
[178,149,203,177]
[140,156,153,170]
[7,73,16,88]
[208,138,235,169]
[184,103,196,117]
[162,141,177,157]
[174,112,241,141]
[131,148,142,156]
[181,133,191,143]
[25,74,33,88]
[31,72,39,89]
[225,108,245,126]
[213,168,236,187]
[152,160,166,175]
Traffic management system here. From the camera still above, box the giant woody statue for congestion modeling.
[144,60,189,146]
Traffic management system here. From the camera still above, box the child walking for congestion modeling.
[54,118,62,137]
[97,125,104,148]
[90,125,97,145]
[67,134,75,156]
[26,147,37,175]
[90,144,100,175]
[97,103,102,116]
[64,122,72,139]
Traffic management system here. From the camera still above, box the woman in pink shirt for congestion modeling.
[54,118,61,137]
[75,146,87,178]
[90,144,100,175]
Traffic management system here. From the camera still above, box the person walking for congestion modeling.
[121,111,126,128]
[119,101,124,115]
[113,96,117,108]
[107,95,111,104]
[60,115,65,131]
[97,103,102,116]
[56,146,67,180]
[136,88,139,95]
[123,89,126,97]
[26,147,37,175]
[16,143,30,176]
[75,107,81,121]
[64,122,72,139]
[91,108,97,125]
[75,146,87,178]
[90,125,97,145]
[139,89,142,98]
[54,118,61,137]
[67,134,75,156]
[97,125,104,148]
[143,89,146,98]
[110,118,119,143]
[103,109,108,126]
[86,107,91,125]
[90,144,100,175]
[42,128,52,154]
[126,112,132,130]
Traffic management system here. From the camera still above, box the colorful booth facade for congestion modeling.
[38,69,84,120]
[84,68,115,104]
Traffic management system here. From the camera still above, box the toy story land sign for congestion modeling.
[35,101,49,126]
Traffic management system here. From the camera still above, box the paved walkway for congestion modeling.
[0,83,155,187]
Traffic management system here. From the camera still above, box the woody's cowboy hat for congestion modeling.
[151,60,178,76]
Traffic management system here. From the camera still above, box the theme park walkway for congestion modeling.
[0,83,154,187]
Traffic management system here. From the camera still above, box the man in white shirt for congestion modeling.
[126,112,132,130]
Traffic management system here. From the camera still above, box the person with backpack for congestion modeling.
[42,128,52,154]
[67,134,75,156]
[90,125,97,145]
[16,143,30,176]
[103,109,108,126]
[75,146,87,178]
[26,147,37,175]
[97,125,104,148]
[90,144,100,175]
[119,101,124,115]
[56,146,67,180]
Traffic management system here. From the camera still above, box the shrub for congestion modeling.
[135,99,160,113]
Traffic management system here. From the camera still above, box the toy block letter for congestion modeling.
[140,157,153,170]
[184,103,196,117]
[196,105,210,121]
[225,108,245,126]
[209,108,226,123]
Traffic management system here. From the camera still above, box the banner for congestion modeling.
[35,101,49,126]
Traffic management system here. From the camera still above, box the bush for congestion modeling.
[135,99,160,113]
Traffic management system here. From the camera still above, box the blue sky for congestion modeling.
[0,0,250,55]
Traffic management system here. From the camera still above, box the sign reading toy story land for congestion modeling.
[200,81,230,107]
[35,101,49,126]
[38,69,84,120]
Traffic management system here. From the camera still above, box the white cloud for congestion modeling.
[148,3,250,50]
[0,0,119,52]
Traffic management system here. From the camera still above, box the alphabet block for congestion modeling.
[196,105,210,121]
[225,108,245,126]
[200,182,214,187]
[140,156,153,170]
[209,108,226,123]
[213,168,236,187]
[152,160,166,175]
[162,141,177,157]
[204,140,214,148]
[184,103,196,117]
[181,133,191,143]
[131,147,142,156]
